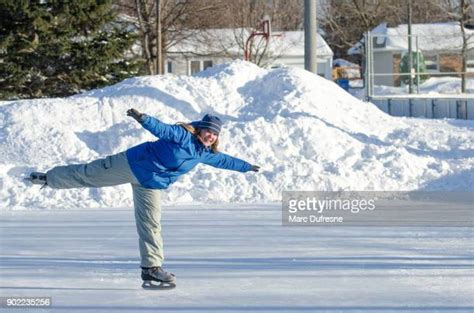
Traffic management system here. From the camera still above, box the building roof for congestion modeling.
[348,22,474,55]
[167,28,333,58]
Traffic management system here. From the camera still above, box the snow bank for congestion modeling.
[1,60,473,210]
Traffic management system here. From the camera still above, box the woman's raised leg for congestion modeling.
[46,151,138,189]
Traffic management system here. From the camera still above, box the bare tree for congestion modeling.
[115,0,303,70]
[116,0,227,74]
[459,0,473,93]
[211,0,303,66]
[320,0,449,60]
[434,0,474,92]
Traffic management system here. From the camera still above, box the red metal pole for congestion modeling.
[244,33,256,61]
[244,20,271,61]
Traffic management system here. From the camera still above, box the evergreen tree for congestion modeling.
[0,0,142,99]
[399,51,428,85]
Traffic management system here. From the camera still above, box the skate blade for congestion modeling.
[23,178,47,189]
[142,280,176,290]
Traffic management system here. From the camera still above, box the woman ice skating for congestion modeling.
[27,108,260,289]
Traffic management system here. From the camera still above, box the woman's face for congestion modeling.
[197,128,218,147]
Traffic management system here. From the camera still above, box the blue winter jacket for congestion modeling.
[126,115,252,189]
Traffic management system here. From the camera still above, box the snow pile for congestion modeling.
[1,60,473,210]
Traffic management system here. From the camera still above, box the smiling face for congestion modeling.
[197,128,218,147]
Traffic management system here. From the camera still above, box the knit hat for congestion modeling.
[193,114,223,135]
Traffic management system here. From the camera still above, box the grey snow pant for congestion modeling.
[46,151,165,268]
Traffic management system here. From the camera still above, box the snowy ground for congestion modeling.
[1,204,473,312]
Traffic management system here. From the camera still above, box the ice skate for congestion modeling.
[24,172,47,187]
[141,266,176,290]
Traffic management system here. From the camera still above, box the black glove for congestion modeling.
[250,165,260,172]
[127,108,145,123]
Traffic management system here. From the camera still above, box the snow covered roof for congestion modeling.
[348,22,474,55]
[167,29,333,58]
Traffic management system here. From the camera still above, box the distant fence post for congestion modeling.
[456,100,467,119]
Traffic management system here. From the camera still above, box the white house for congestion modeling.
[348,22,474,87]
[165,29,334,79]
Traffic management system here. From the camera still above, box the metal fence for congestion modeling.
[370,97,474,120]
[363,31,474,119]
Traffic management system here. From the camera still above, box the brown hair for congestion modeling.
[178,122,219,153]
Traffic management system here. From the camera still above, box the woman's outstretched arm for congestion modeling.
[127,108,188,143]
[202,152,259,173]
